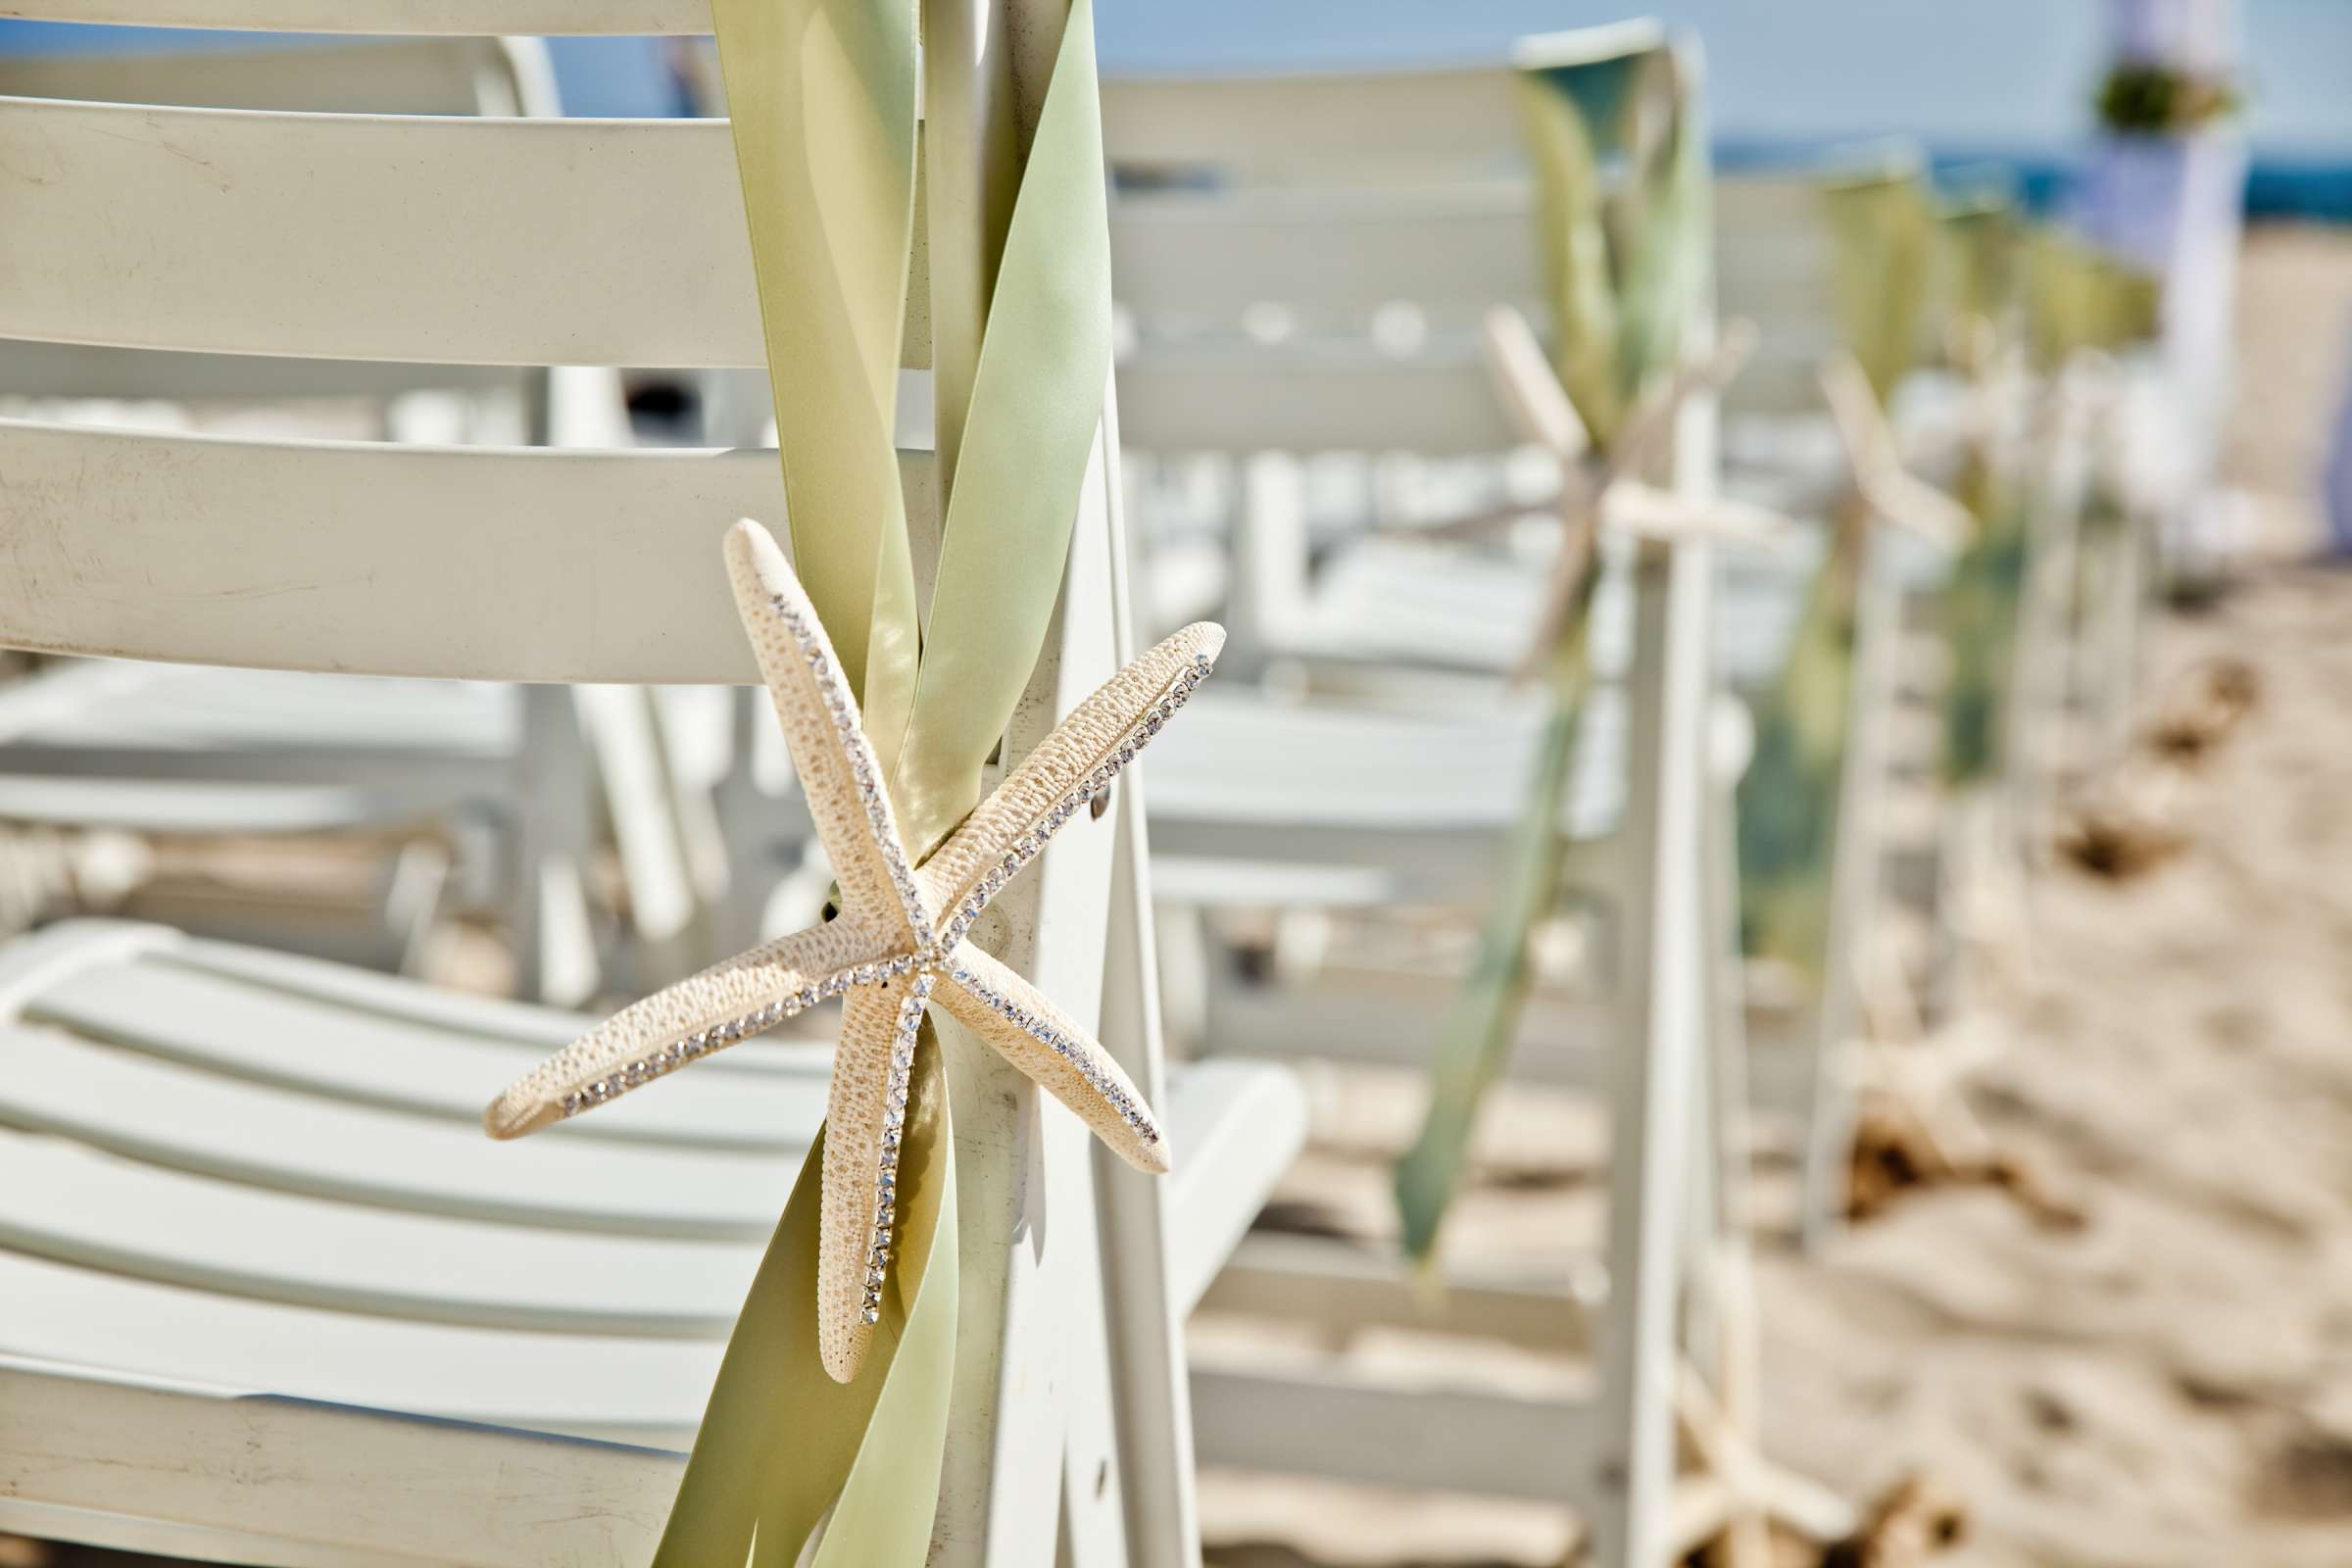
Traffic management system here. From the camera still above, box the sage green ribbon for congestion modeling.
[1735,513,1867,979]
[652,1045,956,1568]
[2025,228,2161,372]
[1939,461,2030,787]
[1931,177,2022,358]
[1517,39,1708,449]
[1820,158,1934,405]
[1733,163,1934,977]
[1944,228,2156,787]
[1396,30,1708,1262]
[662,0,1116,1558]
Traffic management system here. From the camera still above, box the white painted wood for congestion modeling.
[23,928,837,1147]
[1795,537,1908,1246]
[0,35,529,113]
[0,1357,686,1568]
[1112,184,1540,327]
[0,1131,771,1336]
[947,424,1129,1568]
[1093,383,1208,1568]
[1187,1364,1597,1500]
[1590,534,1715,1568]
[1198,1232,1602,1354]
[0,0,714,38]
[1103,64,1524,184]
[0,37,647,1000]
[0,1018,808,1238]
[1118,347,1508,456]
[509,684,600,1006]
[1145,689,1626,902]
[0,418,931,682]
[0,97,797,369]
[0,1256,727,1447]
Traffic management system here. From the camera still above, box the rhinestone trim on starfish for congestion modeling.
[935,653,1212,955]
[947,960,1161,1144]
[771,592,934,950]
[861,973,930,1323]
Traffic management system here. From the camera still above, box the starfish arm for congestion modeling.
[935,943,1169,1176]
[815,977,927,1383]
[482,916,888,1139]
[723,520,934,946]
[1818,359,1969,551]
[917,621,1222,946]
[1481,304,1590,461]
[1603,481,1794,545]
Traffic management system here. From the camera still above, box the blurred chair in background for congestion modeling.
[1103,24,1856,1565]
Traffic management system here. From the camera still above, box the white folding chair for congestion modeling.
[0,5,1305,1564]
[0,34,697,1002]
[1102,31,1851,1565]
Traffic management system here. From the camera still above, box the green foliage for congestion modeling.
[2096,64,2239,136]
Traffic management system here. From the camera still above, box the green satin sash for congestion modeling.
[1735,161,1933,978]
[655,1,1117,1558]
[1396,25,1709,1262]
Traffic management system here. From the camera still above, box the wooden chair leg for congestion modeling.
[512,684,598,1006]
[1092,386,1207,1568]
[1591,538,1714,1568]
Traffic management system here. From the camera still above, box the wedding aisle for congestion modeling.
[1196,226,2352,1568]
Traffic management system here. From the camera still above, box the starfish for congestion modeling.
[485,519,1221,1382]
[1478,305,1788,679]
[1816,352,1972,551]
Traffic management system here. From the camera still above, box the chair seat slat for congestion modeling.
[0,1131,769,1337]
[0,1250,721,1444]
[24,946,837,1152]
[0,1021,806,1239]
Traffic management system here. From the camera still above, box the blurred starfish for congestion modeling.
[1817,351,1973,551]
[1479,306,1788,680]
[486,519,1220,1382]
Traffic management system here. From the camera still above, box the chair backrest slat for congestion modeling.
[0,37,529,113]
[1111,184,1539,328]
[1103,44,1855,457]
[1104,66,1519,185]
[1118,353,1506,456]
[0,418,935,682]
[1109,170,1845,455]
[0,1,711,33]
[0,96,787,368]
